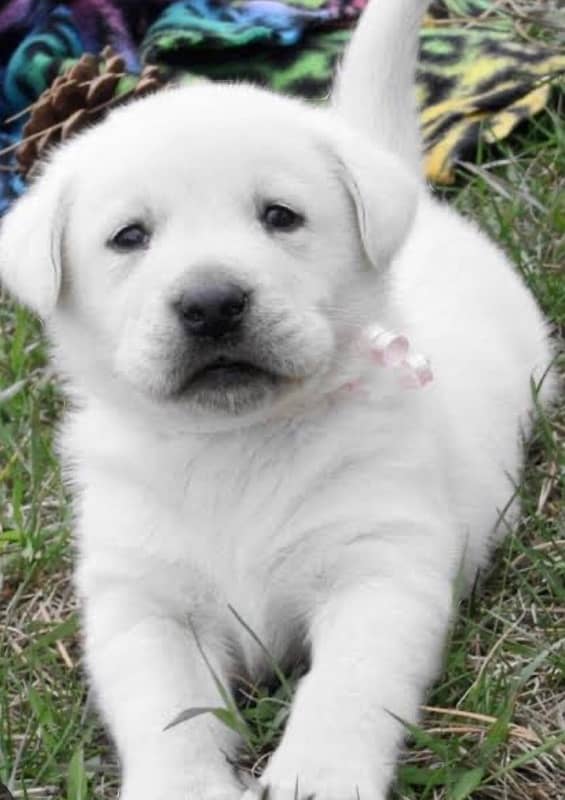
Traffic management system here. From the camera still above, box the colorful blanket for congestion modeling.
[0,0,563,213]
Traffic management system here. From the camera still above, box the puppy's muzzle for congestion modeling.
[173,283,250,340]
[166,280,290,410]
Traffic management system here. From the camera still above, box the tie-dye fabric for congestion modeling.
[0,0,563,212]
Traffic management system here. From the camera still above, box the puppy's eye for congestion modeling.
[110,223,150,251]
[262,204,304,232]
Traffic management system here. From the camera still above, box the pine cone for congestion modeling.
[4,48,166,179]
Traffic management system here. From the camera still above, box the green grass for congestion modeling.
[1,27,564,800]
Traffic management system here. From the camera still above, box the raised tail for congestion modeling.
[332,0,429,173]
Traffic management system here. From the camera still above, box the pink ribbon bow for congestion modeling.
[359,324,433,389]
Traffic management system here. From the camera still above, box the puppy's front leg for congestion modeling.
[258,568,452,800]
[83,585,241,800]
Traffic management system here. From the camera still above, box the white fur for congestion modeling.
[0,2,554,799]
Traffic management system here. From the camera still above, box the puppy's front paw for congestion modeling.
[241,761,381,800]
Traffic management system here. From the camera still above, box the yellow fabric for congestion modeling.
[416,23,564,182]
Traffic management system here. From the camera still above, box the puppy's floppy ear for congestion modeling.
[0,163,68,318]
[327,128,419,269]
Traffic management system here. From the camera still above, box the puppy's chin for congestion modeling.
[118,362,295,420]
[174,362,287,416]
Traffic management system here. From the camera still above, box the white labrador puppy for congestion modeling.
[0,1,554,799]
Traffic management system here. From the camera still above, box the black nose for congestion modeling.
[174,284,250,339]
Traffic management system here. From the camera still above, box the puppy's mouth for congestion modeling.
[189,356,278,390]
[172,354,286,414]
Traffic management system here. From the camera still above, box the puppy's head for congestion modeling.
[0,84,418,423]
